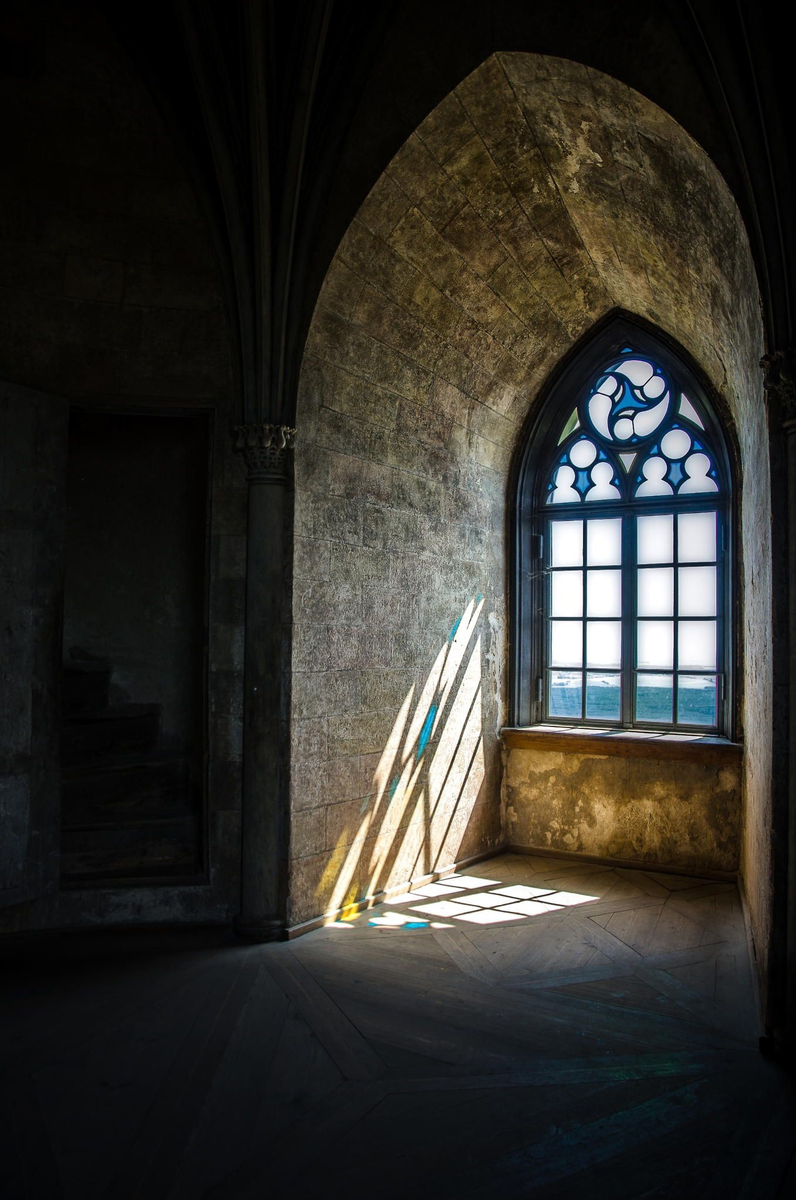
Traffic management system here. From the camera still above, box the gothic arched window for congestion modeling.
[512,319,734,736]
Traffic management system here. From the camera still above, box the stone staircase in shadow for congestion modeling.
[60,654,201,885]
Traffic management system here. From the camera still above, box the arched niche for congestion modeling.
[290,52,770,947]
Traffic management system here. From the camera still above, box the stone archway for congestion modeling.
[289,53,770,963]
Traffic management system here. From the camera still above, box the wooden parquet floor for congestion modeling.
[2,853,795,1199]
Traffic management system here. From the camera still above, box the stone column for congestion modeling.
[232,423,295,942]
[762,348,796,1054]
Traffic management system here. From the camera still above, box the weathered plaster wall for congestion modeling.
[0,1,242,928]
[291,53,769,932]
[504,748,742,875]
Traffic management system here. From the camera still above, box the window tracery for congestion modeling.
[512,325,732,735]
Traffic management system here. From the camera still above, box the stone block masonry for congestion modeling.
[290,53,769,935]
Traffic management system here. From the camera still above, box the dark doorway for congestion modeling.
[60,409,210,885]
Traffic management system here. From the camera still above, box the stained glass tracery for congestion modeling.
[546,353,720,505]
[530,340,729,734]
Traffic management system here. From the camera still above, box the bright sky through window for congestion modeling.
[521,337,731,733]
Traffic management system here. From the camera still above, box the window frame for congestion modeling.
[511,315,736,738]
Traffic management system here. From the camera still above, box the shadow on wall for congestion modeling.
[317,597,488,921]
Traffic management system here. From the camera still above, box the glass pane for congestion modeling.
[636,456,674,497]
[678,512,716,562]
[620,358,654,386]
[587,570,621,617]
[677,675,717,726]
[551,621,582,667]
[637,514,673,564]
[643,374,666,400]
[587,518,621,565]
[557,408,579,444]
[550,465,582,503]
[633,398,668,438]
[549,670,582,718]
[681,453,718,493]
[679,394,704,429]
[587,621,621,668]
[636,673,673,723]
[638,621,674,669]
[570,438,597,467]
[678,566,717,616]
[586,462,620,501]
[551,571,583,617]
[586,672,621,721]
[638,567,674,616]
[678,621,716,670]
[551,520,583,567]
[661,429,692,459]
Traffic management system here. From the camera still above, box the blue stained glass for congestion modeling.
[539,338,727,735]
[615,382,646,413]
[545,348,722,502]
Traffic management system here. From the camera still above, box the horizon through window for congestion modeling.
[519,334,732,734]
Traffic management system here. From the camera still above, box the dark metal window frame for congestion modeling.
[510,313,736,737]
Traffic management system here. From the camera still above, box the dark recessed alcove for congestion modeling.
[60,409,210,885]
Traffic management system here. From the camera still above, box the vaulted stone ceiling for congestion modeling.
[290,53,769,935]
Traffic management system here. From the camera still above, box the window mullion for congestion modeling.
[622,512,635,725]
[541,516,550,724]
[673,509,680,725]
[581,518,587,720]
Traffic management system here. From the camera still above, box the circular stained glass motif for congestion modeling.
[570,439,597,467]
[546,349,722,504]
[586,358,670,446]
[661,429,691,459]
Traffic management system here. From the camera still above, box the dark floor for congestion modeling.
[2,853,795,1199]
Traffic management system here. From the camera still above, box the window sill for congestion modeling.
[500,725,743,764]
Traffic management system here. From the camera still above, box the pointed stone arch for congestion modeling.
[290,53,770,975]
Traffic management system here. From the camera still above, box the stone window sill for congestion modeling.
[500,725,743,765]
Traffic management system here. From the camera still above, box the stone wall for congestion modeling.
[503,744,742,876]
[0,1,242,927]
[291,53,769,931]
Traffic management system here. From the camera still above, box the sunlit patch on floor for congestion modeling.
[497,899,563,916]
[542,891,598,906]
[409,900,481,918]
[360,872,600,930]
[494,884,555,899]
[405,882,464,897]
[454,907,526,924]
[368,912,429,928]
[459,891,519,907]
[444,875,503,888]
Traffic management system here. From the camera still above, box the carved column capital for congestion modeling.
[233,423,296,482]
[761,348,796,427]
